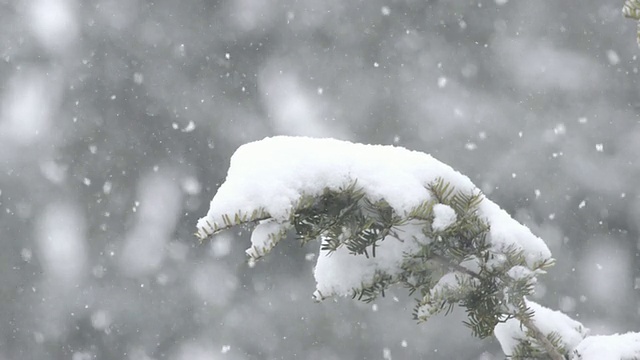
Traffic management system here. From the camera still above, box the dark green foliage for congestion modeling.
[351,271,395,303]
[399,179,556,340]
[293,181,406,259]
[510,331,568,359]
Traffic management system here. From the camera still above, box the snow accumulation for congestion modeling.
[415,271,477,319]
[496,299,640,359]
[196,136,552,298]
[506,265,535,282]
[494,300,588,356]
[431,203,457,231]
[572,332,640,360]
[313,223,423,299]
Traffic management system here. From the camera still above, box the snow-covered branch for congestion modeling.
[197,136,640,359]
[623,0,640,47]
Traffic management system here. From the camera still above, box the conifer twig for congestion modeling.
[430,254,482,280]
[518,314,565,360]
[197,214,273,242]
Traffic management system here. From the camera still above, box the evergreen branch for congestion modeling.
[518,314,565,360]
[199,176,573,358]
[429,178,455,203]
[197,213,273,242]
[430,254,482,280]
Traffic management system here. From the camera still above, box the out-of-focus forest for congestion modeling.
[1,0,638,359]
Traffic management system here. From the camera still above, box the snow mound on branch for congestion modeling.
[431,204,457,231]
[494,300,588,356]
[572,332,640,360]
[313,221,424,298]
[196,136,552,297]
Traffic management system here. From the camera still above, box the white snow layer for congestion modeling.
[494,299,588,356]
[572,332,640,360]
[197,136,552,297]
[506,265,535,282]
[416,271,477,319]
[247,219,290,258]
[431,203,457,231]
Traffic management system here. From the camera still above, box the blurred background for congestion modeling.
[1,0,639,359]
